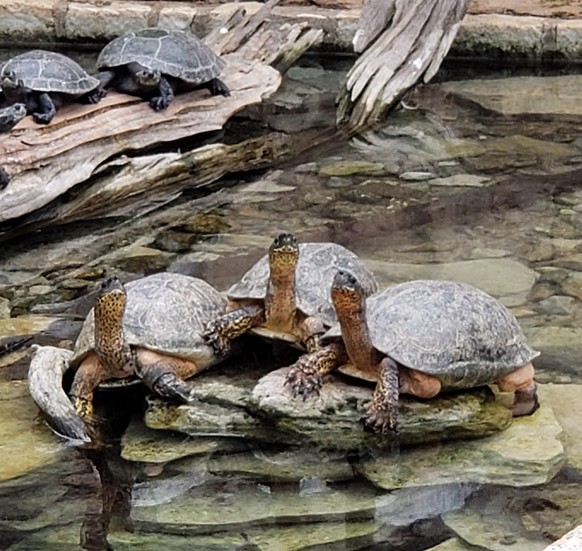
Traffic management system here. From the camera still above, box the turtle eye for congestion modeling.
[333,270,359,291]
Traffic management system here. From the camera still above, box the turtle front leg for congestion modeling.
[298,316,326,353]
[135,348,204,402]
[202,305,265,357]
[285,342,347,399]
[207,78,230,98]
[32,92,56,124]
[150,76,174,111]
[365,357,400,434]
[69,353,106,419]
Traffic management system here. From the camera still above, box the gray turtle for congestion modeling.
[286,271,539,434]
[203,233,378,356]
[0,103,26,133]
[96,27,230,111]
[0,50,104,124]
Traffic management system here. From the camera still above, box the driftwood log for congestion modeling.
[337,0,470,132]
[0,0,322,237]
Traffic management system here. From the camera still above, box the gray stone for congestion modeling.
[366,257,538,307]
[357,395,563,490]
[525,326,582,382]
[429,174,489,187]
[121,418,247,464]
[538,385,582,471]
[544,525,582,551]
[400,171,435,181]
[441,75,582,117]
[533,296,578,317]
[145,365,512,451]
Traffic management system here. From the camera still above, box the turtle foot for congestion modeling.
[32,112,53,125]
[153,373,193,403]
[512,384,539,417]
[210,78,230,98]
[83,87,107,104]
[364,405,398,435]
[284,364,322,399]
[73,395,94,419]
[149,96,171,111]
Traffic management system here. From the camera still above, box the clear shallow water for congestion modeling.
[1,55,582,549]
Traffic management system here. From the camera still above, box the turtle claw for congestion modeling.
[364,405,398,435]
[149,95,170,111]
[285,365,322,399]
[153,373,193,403]
[202,321,232,358]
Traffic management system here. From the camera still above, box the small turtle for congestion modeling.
[202,233,378,356]
[286,271,539,434]
[0,50,105,125]
[0,102,26,133]
[96,27,230,111]
[67,272,228,424]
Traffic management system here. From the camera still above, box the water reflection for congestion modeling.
[1,57,582,549]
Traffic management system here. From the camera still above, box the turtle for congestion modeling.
[286,270,539,434]
[0,102,26,133]
[0,50,105,125]
[67,272,228,424]
[202,233,378,356]
[96,27,230,111]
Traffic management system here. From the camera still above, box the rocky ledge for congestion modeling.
[144,362,513,451]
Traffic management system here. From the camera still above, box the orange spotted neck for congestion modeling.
[94,290,128,371]
[334,290,379,377]
[265,246,298,331]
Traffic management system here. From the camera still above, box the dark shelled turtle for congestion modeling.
[0,50,104,124]
[96,27,230,111]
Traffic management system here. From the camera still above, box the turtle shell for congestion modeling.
[97,28,225,85]
[326,280,539,387]
[71,273,226,372]
[228,242,378,329]
[0,50,100,94]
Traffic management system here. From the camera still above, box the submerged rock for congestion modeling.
[145,366,512,451]
[356,395,563,490]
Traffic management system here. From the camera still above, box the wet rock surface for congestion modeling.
[143,365,512,450]
[2,64,582,549]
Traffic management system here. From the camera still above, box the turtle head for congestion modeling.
[95,276,127,317]
[331,270,366,316]
[135,68,161,87]
[269,233,299,273]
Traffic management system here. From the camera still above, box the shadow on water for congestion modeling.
[2,53,582,549]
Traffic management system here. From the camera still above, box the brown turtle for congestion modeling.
[286,270,539,434]
[202,233,378,356]
[68,272,228,421]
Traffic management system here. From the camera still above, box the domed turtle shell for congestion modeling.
[0,50,100,94]
[71,273,226,372]
[228,242,378,329]
[97,28,225,86]
[325,279,539,387]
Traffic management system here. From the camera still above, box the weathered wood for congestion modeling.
[0,1,322,229]
[337,0,471,132]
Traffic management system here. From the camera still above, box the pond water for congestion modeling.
[1,53,582,550]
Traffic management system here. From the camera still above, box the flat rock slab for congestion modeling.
[0,380,66,482]
[145,365,512,450]
[356,395,563,490]
[441,76,582,117]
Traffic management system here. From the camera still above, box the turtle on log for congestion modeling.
[0,50,105,124]
[96,27,230,111]
[286,271,539,434]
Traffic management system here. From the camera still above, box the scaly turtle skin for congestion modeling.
[69,272,227,421]
[0,103,26,133]
[203,233,378,356]
[286,271,539,434]
[0,50,105,124]
[96,27,230,111]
